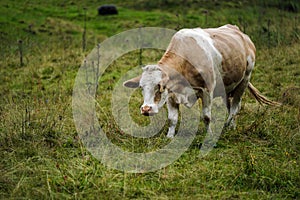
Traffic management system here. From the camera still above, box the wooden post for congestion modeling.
[138,27,143,67]
[18,40,24,66]
[176,13,180,31]
[82,7,87,52]
[95,43,100,93]
[267,19,271,48]
[202,10,209,27]
[295,16,298,36]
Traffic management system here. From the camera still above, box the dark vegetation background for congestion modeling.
[0,0,299,199]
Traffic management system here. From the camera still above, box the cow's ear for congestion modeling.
[123,76,141,88]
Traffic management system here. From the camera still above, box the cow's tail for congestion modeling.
[248,82,281,106]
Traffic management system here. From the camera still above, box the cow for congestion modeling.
[123,24,280,138]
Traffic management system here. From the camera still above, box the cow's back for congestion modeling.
[204,24,256,92]
[159,24,256,94]
[159,28,221,93]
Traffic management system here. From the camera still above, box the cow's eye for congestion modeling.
[154,84,159,92]
[158,84,165,92]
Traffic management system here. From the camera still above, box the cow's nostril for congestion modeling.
[142,105,152,112]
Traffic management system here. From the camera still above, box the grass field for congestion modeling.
[0,0,299,199]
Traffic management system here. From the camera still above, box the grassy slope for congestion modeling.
[0,0,299,199]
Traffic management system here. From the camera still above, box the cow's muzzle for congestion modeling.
[141,105,156,116]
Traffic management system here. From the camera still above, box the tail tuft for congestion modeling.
[248,82,281,106]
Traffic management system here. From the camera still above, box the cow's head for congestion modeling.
[123,65,169,116]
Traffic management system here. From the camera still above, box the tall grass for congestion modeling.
[0,0,299,199]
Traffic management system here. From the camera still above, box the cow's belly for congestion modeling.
[220,61,246,94]
[223,76,244,94]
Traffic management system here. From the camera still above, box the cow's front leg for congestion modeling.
[202,90,213,134]
[166,97,179,138]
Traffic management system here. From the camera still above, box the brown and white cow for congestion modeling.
[124,24,280,138]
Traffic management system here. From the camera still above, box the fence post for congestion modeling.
[138,27,143,67]
[267,19,271,48]
[18,40,24,67]
[95,43,100,93]
[203,10,209,26]
[82,7,87,52]
[294,15,299,40]
[176,13,180,31]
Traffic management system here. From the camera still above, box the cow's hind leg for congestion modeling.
[225,56,254,128]
[225,79,250,128]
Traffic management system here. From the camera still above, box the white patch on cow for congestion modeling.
[246,55,255,74]
[177,28,223,68]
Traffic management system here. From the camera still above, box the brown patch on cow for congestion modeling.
[204,25,256,92]
[154,90,162,104]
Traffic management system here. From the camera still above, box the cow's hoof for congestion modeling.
[223,120,236,131]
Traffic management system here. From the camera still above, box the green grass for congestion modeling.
[0,0,299,199]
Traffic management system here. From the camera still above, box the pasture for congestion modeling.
[0,0,299,199]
